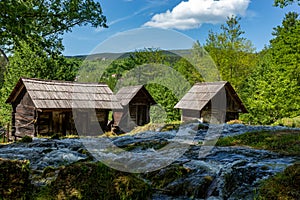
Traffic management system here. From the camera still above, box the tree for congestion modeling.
[0,51,8,89]
[241,12,300,124]
[270,12,300,85]
[190,41,220,82]
[0,0,107,58]
[204,16,257,91]
[0,40,80,125]
[274,0,300,7]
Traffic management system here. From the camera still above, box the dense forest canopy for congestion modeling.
[0,0,299,126]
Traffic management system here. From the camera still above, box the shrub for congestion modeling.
[20,135,33,143]
[274,116,300,128]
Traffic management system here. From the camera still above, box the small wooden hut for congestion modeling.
[6,78,122,140]
[174,81,247,123]
[113,85,156,132]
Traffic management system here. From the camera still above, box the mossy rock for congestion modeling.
[35,162,151,200]
[144,164,190,189]
[0,158,32,199]
[258,163,300,199]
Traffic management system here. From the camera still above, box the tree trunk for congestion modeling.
[0,48,9,63]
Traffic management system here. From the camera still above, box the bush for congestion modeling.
[274,116,300,128]
[20,135,33,143]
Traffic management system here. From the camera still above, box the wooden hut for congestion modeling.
[113,85,156,132]
[6,78,122,140]
[174,81,247,123]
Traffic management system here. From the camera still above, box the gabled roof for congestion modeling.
[115,85,156,106]
[6,77,123,109]
[174,81,247,112]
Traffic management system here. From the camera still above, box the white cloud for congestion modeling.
[144,0,251,30]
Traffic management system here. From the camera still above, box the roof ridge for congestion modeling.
[21,77,108,86]
[195,81,227,85]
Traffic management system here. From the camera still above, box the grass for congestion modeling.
[216,130,300,156]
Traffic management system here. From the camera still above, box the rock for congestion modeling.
[0,159,32,199]
[0,138,88,170]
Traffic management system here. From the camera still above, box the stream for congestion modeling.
[0,123,298,199]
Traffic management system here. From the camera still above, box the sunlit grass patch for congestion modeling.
[216,130,300,156]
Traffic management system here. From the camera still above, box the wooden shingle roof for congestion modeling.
[6,78,122,109]
[115,85,156,106]
[174,81,247,112]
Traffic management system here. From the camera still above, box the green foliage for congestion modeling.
[97,49,198,122]
[274,116,300,127]
[0,0,107,56]
[204,16,258,92]
[173,57,204,85]
[241,13,300,124]
[0,40,80,125]
[190,41,220,82]
[19,135,33,143]
[146,83,182,122]
[216,130,300,156]
[257,163,300,199]
[0,51,8,89]
[274,0,300,7]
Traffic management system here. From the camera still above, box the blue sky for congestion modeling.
[62,0,299,56]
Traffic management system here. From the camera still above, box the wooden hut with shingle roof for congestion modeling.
[113,85,156,132]
[6,77,122,140]
[174,81,247,123]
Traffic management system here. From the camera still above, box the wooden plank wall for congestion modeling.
[13,92,35,138]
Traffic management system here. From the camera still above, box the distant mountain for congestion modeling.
[66,49,192,61]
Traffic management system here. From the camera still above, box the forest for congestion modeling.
[0,0,299,127]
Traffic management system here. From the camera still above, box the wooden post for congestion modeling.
[1,128,3,143]
[5,123,10,143]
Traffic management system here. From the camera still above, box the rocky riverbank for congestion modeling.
[0,123,299,199]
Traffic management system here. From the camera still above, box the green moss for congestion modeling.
[216,130,300,156]
[42,166,57,177]
[257,163,300,199]
[0,159,32,199]
[144,164,190,189]
[34,162,151,200]
[122,140,169,151]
